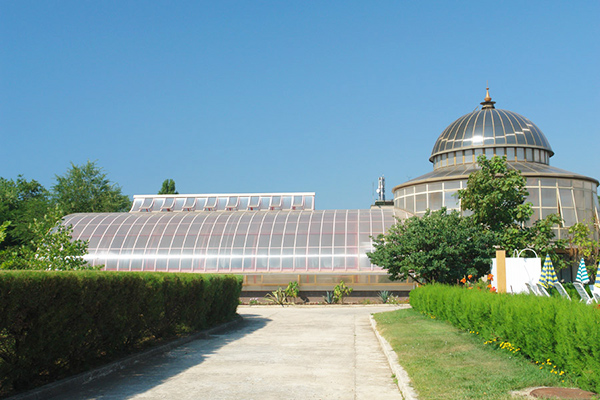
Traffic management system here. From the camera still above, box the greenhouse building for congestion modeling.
[64,193,414,292]
[64,90,599,292]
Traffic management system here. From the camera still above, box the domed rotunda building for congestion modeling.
[392,90,599,240]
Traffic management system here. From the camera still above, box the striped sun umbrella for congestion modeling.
[576,257,590,284]
[594,261,600,293]
[540,254,559,289]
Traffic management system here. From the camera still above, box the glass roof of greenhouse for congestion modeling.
[64,208,395,274]
[130,192,316,213]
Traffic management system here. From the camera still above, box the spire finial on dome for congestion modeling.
[484,86,492,102]
[480,84,496,109]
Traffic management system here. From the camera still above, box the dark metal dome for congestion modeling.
[430,91,554,162]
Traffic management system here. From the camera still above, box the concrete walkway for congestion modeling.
[50,305,404,400]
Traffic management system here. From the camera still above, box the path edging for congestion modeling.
[370,312,419,400]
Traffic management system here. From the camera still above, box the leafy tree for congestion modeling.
[523,215,566,260]
[0,221,9,244]
[0,176,52,249]
[52,161,131,214]
[500,214,566,268]
[0,212,94,271]
[158,179,178,195]
[27,222,90,271]
[457,155,532,231]
[368,209,495,284]
[0,163,127,271]
[567,222,599,267]
[369,156,567,284]
[457,155,564,263]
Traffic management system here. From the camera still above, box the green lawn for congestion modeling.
[374,308,573,400]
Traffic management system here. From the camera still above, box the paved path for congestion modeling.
[50,306,404,400]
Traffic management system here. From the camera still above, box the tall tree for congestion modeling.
[26,221,91,271]
[369,156,567,283]
[0,176,52,249]
[458,155,564,264]
[567,222,599,267]
[52,161,131,214]
[368,209,495,284]
[158,179,178,195]
[457,155,532,231]
[0,212,93,271]
[0,221,9,244]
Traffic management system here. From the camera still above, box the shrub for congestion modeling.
[333,280,353,304]
[284,281,300,300]
[409,284,600,393]
[264,287,288,306]
[323,291,336,304]
[0,271,242,395]
[378,290,391,304]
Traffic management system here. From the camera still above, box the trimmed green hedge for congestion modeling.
[410,284,600,393]
[0,271,242,394]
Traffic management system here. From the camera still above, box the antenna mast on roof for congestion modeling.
[376,175,386,201]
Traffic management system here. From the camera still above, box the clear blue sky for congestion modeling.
[1,1,598,210]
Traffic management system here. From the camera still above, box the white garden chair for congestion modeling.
[554,282,571,300]
[536,283,551,297]
[525,282,538,295]
[573,282,593,304]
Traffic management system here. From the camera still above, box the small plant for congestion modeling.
[460,273,496,292]
[249,298,260,305]
[387,294,403,304]
[285,281,300,303]
[378,290,391,304]
[333,280,353,304]
[360,298,372,305]
[323,291,336,304]
[479,273,496,292]
[459,274,475,289]
[264,288,288,306]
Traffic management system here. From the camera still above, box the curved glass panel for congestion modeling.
[63,209,395,274]
[430,107,554,163]
[129,193,316,213]
[394,172,599,241]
